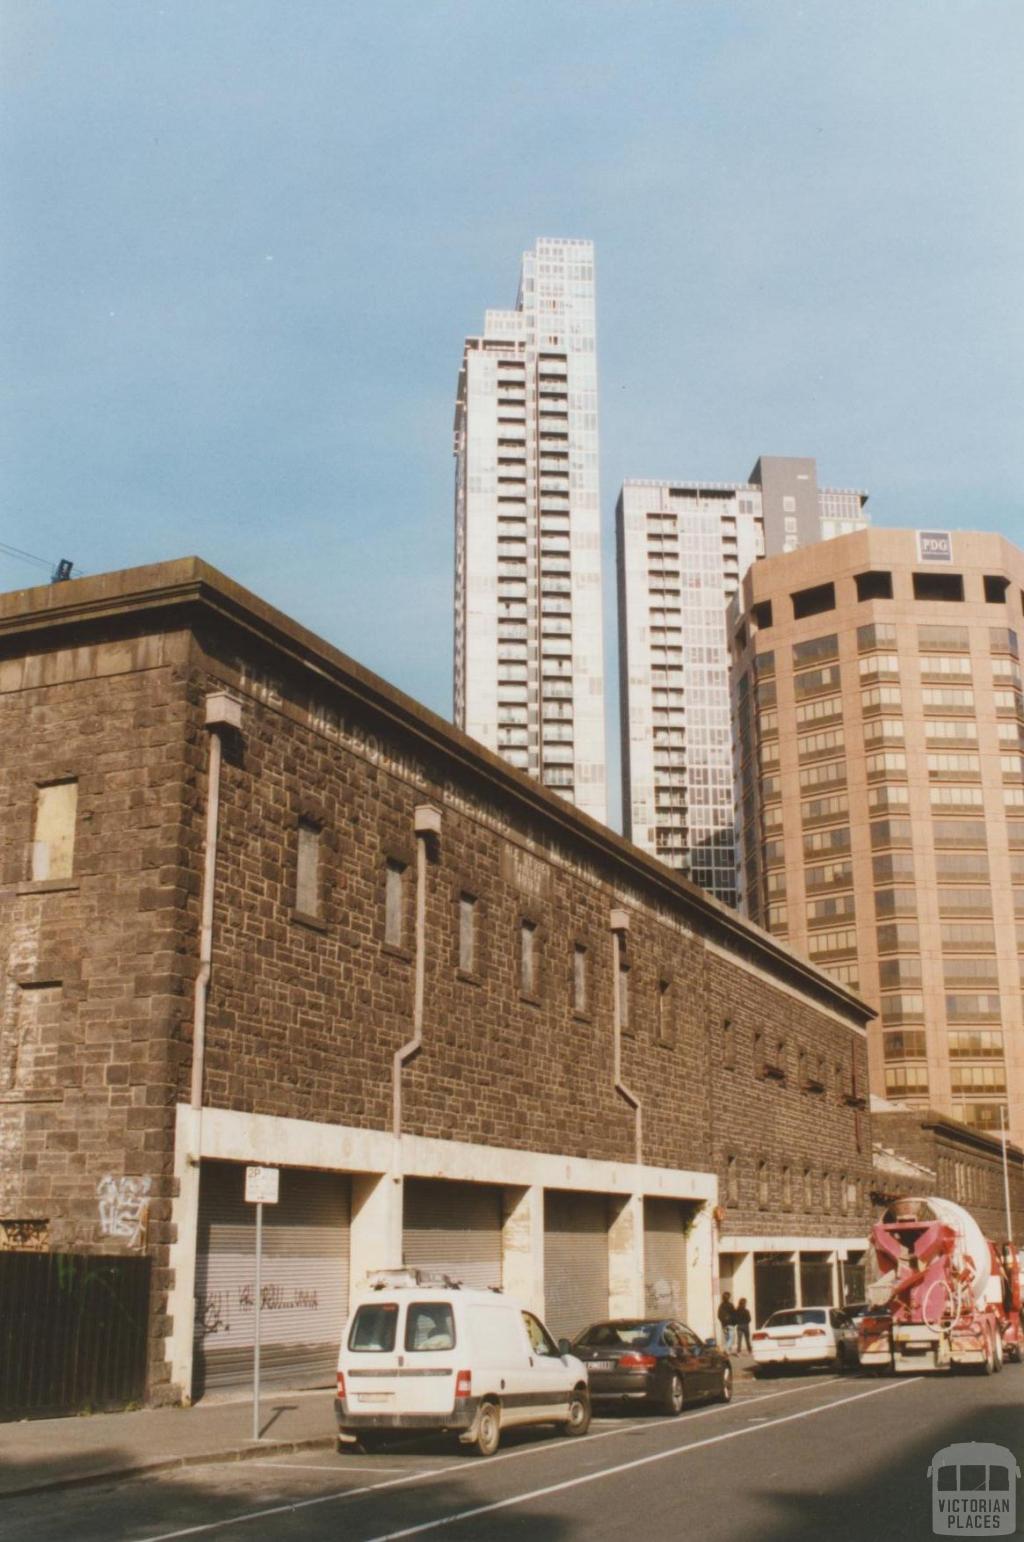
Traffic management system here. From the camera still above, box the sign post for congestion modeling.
[245,1165,280,1441]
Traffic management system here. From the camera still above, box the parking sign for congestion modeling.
[245,1165,279,1205]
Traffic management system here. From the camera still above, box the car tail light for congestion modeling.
[752,1331,767,1341]
[802,1328,826,1337]
[618,1352,657,1369]
[336,1371,346,1397]
[455,1369,472,1399]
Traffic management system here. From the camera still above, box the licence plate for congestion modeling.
[589,1360,615,1372]
[777,1337,797,1345]
[356,1392,394,1404]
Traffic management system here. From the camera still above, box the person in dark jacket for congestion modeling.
[717,1291,736,1351]
[733,1297,752,1353]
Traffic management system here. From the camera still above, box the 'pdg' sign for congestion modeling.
[918,530,953,563]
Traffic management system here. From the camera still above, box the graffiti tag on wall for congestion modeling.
[97,1174,151,1248]
[195,1284,321,1338]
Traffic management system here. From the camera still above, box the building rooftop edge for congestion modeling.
[618,478,868,498]
[872,1102,1024,1162]
[0,556,873,1025]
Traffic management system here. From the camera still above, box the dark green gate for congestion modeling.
[0,1253,151,1420]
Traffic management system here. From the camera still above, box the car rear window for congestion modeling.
[405,1302,456,1352]
[574,1321,658,1348]
[766,1309,827,1327]
[348,1302,399,1352]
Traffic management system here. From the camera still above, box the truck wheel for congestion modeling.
[561,1388,591,1437]
[979,1332,995,1376]
[472,1401,501,1457]
[993,1332,1004,1373]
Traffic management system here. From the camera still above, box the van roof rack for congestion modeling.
[365,1267,463,1290]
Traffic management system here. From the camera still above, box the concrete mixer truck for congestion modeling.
[858,1196,1023,1375]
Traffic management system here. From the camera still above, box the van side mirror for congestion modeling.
[558,1338,572,1356]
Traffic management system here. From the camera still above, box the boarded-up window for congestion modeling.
[1,983,61,1092]
[657,978,674,1044]
[723,1018,735,1067]
[31,781,77,881]
[295,821,321,918]
[385,861,406,947]
[573,944,587,1013]
[618,959,630,1033]
[520,921,537,996]
[459,894,476,972]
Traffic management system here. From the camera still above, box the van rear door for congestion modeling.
[397,1300,459,1415]
[343,1299,404,1418]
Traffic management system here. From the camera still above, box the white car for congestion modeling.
[335,1269,591,1455]
[751,1306,858,1375]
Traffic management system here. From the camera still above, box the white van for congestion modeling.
[335,1269,591,1456]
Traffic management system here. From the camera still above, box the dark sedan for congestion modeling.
[568,1318,732,1414]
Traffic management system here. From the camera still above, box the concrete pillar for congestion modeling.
[167,1105,202,1400]
[502,1184,545,1316]
[686,1202,716,1341]
[730,1251,756,1315]
[608,1192,645,1317]
[350,1170,401,1289]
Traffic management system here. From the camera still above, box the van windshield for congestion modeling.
[348,1303,398,1352]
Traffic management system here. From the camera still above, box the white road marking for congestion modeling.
[359,1378,921,1541]
[241,1461,405,1474]
[141,1376,845,1541]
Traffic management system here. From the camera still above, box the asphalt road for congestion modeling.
[8,1369,1024,1542]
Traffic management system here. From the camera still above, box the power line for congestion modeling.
[0,542,84,580]
[0,540,54,572]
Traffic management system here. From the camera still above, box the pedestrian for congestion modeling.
[717,1291,736,1352]
[734,1297,752,1354]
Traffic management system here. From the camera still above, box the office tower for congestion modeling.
[616,458,869,902]
[453,238,606,823]
[731,528,1024,1143]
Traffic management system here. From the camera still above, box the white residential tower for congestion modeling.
[617,457,869,904]
[454,238,607,823]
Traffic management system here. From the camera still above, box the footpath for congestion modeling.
[0,1386,337,1501]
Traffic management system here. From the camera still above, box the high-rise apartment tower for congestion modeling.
[454,238,606,822]
[617,457,868,903]
[731,528,1024,1144]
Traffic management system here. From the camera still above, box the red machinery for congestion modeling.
[859,1196,1023,1374]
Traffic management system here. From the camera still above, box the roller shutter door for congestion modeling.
[403,1179,502,1290]
[644,1198,688,1318]
[193,1161,350,1396]
[544,1190,610,1340]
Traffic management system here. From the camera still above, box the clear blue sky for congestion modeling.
[2,2,1022,758]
